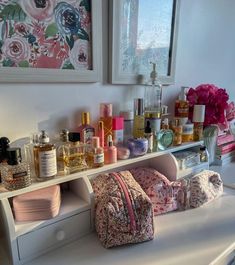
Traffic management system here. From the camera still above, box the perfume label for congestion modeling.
[94,153,104,164]
[13,171,27,179]
[113,129,124,144]
[39,149,57,178]
[83,128,95,144]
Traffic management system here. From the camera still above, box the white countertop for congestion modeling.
[10,188,235,265]
[1,165,235,265]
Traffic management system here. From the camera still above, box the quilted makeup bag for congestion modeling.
[189,170,223,208]
[91,170,154,248]
[129,167,182,215]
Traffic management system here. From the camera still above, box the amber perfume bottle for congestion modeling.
[133,98,145,138]
[1,147,31,191]
[86,137,104,168]
[77,112,95,144]
[175,86,189,118]
[34,130,57,181]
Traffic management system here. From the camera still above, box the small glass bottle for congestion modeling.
[104,135,117,164]
[77,112,95,144]
[100,103,113,146]
[157,118,174,150]
[133,98,145,138]
[56,129,70,176]
[144,120,153,153]
[34,130,57,181]
[86,137,104,168]
[1,147,31,191]
[67,132,88,173]
[171,118,183,146]
[199,146,209,162]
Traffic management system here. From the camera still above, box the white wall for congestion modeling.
[0,0,235,142]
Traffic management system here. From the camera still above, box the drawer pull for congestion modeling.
[56,230,65,241]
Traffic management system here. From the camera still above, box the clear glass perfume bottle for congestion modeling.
[86,136,104,168]
[1,147,31,191]
[133,98,145,138]
[56,129,70,176]
[157,118,174,150]
[34,130,57,181]
[66,132,88,174]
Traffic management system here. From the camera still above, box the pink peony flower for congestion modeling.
[187,84,230,129]
[14,22,30,37]
[19,0,55,22]
[1,36,30,63]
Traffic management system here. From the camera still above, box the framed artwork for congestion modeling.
[109,0,180,85]
[0,0,101,82]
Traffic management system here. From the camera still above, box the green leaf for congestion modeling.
[19,60,29,68]
[45,23,58,38]
[0,4,27,21]
[80,0,91,12]
[2,58,14,67]
[62,61,75,70]
[66,35,74,49]
[77,28,89,41]
[0,40,3,50]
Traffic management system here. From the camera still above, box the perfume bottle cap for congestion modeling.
[145,120,152,133]
[98,121,104,130]
[82,112,90,125]
[92,136,100,148]
[0,137,10,162]
[119,110,134,121]
[60,129,69,142]
[7,147,22,165]
[69,132,80,142]
[134,98,144,116]
[100,103,113,118]
[107,135,114,147]
[39,130,49,143]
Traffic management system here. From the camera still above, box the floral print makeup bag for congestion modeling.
[92,170,154,248]
[129,167,182,215]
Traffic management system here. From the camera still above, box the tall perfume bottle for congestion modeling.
[100,103,113,146]
[133,98,145,138]
[1,147,31,191]
[175,86,189,118]
[66,132,88,173]
[97,120,104,148]
[144,120,153,153]
[34,130,57,181]
[56,129,70,176]
[77,112,95,144]
[86,136,104,168]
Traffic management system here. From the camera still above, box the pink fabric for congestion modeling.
[92,170,154,248]
[130,167,181,215]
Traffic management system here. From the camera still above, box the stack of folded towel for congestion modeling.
[13,185,61,222]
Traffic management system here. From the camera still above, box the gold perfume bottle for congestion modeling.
[34,130,57,181]
[133,98,145,138]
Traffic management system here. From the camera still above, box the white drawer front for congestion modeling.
[17,210,91,260]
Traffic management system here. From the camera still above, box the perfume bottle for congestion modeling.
[104,135,117,164]
[24,133,39,180]
[98,120,104,148]
[1,147,31,191]
[66,132,88,173]
[100,103,113,146]
[56,129,70,176]
[157,118,174,150]
[86,137,104,168]
[77,112,95,144]
[144,62,162,131]
[34,130,57,181]
[175,86,189,118]
[170,118,183,146]
[144,120,153,153]
[133,98,145,138]
[0,137,10,184]
[112,116,124,145]
[120,110,134,141]
[193,105,205,141]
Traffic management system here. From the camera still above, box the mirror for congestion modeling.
[109,0,179,85]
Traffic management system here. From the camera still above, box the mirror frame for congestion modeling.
[109,0,180,85]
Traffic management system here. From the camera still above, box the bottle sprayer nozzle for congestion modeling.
[150,62,157,82]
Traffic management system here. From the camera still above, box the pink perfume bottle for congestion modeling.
[76,112,95,144]
[98,120,104,148]
[104,135,117,164]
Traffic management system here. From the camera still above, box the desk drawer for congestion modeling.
[17,210,91,260]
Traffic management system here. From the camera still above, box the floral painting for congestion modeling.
[0,0,92,70]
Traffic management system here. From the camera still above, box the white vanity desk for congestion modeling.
[1,146,235,265]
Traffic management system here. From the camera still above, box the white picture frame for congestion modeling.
[109,0,180,85]
[0,0,102,83]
